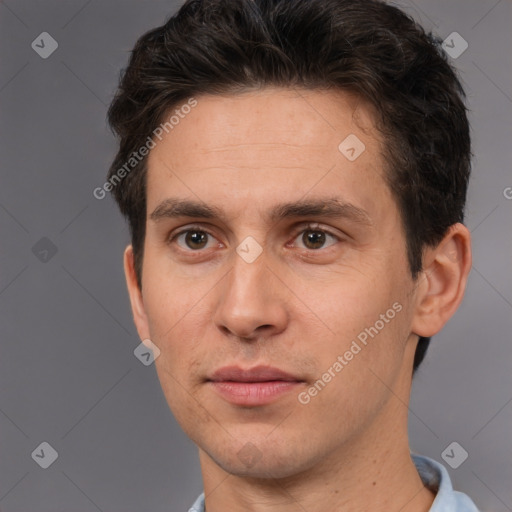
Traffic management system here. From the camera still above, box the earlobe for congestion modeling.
[411,223,472,338]
[123,245,151,340]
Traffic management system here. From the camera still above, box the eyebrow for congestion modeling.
[149,197,373,227]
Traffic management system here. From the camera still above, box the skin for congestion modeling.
[123,87,472,512]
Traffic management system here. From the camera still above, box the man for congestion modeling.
[106,0,479,510]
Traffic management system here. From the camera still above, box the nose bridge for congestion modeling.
[230,252,263,298]
[225,240,271,312]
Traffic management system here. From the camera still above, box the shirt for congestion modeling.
[187,453,480,511]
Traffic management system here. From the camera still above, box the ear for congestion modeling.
[411,223,472,338]
[124,245,151,341]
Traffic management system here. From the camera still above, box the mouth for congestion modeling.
[206,365,305,406]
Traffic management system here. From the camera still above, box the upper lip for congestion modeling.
[208,365,301,383]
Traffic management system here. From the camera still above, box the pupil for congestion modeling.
[304,230,325,249]
[186,231,207,249]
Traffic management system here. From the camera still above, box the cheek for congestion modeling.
[141,247,209,337]
[144,274,209,427]
[301,265,409,377]
[297,299,409,436]
[140,265,206,390]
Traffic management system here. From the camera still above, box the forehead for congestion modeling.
[149,87,382,165]
[145,87,391,223]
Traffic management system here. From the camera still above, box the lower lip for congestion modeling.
[209,381,302,406]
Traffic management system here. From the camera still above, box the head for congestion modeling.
[107,0,471,478]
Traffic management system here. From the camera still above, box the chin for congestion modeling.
[214,453,308,480]
[200,433,322,480]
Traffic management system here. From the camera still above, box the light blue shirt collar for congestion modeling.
[188,454,480,512]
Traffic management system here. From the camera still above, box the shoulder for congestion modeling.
[412,453,481,512]
[187,491,205,512]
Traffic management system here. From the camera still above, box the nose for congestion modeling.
[213,243,289,342]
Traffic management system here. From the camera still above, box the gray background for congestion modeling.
[0,0,511,510]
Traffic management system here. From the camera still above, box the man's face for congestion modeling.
[130,87,421,478]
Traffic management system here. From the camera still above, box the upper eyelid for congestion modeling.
[295,222,339,235]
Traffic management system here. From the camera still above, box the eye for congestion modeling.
[171,227,219,251]
[290,224,340,251]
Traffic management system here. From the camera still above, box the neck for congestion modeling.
[199,415,434,511]
[198,347,435,512]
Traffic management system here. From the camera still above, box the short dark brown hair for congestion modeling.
[107,0,471,374]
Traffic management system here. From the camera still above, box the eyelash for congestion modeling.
[167,223,342,253]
